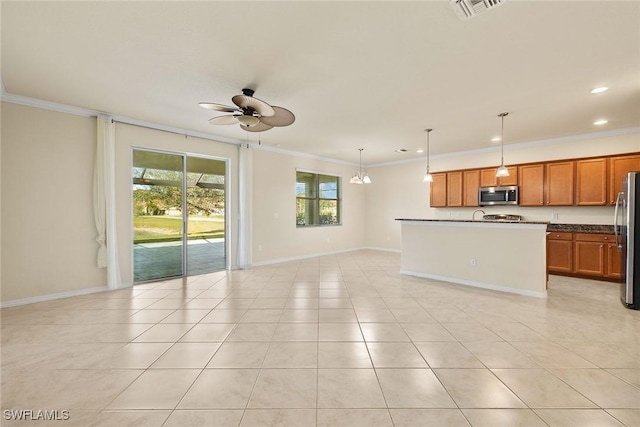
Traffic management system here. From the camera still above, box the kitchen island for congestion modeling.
[396,219,549,298]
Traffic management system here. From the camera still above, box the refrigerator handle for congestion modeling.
[614,191,624,252]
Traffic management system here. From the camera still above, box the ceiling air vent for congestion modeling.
[450,0,506,20]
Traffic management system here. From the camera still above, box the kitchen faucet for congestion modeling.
[472,209,486,221]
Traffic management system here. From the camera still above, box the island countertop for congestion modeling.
[395,218,549,225]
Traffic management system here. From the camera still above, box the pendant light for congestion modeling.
[423,128,433,183]
[350,148,372,184]
[496,112,510,177]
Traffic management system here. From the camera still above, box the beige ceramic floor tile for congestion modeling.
[163,409,243,427]
[390,308,437,323]
[278,309,319,323]
[179,323,235,342]
[160,309,211,323]
[551,368,640,408]
[225,323,278,341]
[200,309,247,323]
[558,342,640,369]
[390,409,470,427]
[376,368,457,408]
[434,369,526,409]
[132,323,194,342]
[107,369,200,409]
[239,309,283,323]
[151,342,220,368]
[463,341,540,368]
[491,369,596,408]
[401,323,457,342]
[606,369,640,388]
[317,369,386,408]
[206,342,269,368]
[355,309,397,323]
[415,342,484,368]
[511,341,597,368]
[461,409,548,427]
[318,342,373,368]
[319,298,353,309]
[127,309,175,323]
[318,323,363,341]
[317,409,393,427]
[88,410,172,427]
[319,309,358,323]
[535,409,625,427]
[361,323,410,342]
[262,342,318,368]
[178,369,259,409]
[241,409,316,427]
[441,322,503,342]
[96,342,173,369]
[606,409,640,427]
[248,369,317,409]
[367,342,428,368]
[272,323,318,341]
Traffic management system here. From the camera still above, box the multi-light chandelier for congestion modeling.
[349,148,372,184]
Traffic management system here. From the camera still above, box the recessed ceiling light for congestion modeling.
[395,149,407,153]
[593,119,608,125]
[491,137,501,142]
[590,87,609,94]
[416,149,424,154]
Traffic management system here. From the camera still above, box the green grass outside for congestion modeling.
[134,215,225,243]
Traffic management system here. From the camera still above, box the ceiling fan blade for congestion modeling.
[259,106,295,127]
[232,94,275,117]
[208,115,239,125]
[241,122,274,133]
[199,102,238,113]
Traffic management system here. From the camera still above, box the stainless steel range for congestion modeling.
[482,214,523,222]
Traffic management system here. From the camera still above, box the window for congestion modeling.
[296,171,341,226]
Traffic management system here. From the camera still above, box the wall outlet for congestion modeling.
[470,258,477,267]
[551,212,559,221]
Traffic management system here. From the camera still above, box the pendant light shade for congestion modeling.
[496,112,509,177]
[350,148,372,185]
[423,128,433,183]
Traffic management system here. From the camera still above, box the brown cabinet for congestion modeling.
[547,232,573,274]
[480,167,518,187]
[430,173,447,207]
[609,154,640,205]
[576,158,608,206]
[447,171,463,207]
[463,170,480,207]
[545,161,574,206]
[607,243,623,279]
[518,164,545,206]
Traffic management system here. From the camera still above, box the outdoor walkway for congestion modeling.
[133,239,225,282]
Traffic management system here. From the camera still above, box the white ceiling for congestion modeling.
[2,1,639,165]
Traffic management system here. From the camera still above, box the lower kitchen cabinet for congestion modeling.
[547,232,573,273]
[548,232,621,281]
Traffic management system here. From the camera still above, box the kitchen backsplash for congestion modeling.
[434,205,614,225]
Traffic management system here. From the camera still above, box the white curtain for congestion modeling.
[237,143,253,269]
[94,116,121,289]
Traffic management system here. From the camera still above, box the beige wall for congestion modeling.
[252,148,366,264]
[1,103,106,302]
[365,132,640,251]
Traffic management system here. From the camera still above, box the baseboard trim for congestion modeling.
[400,269,548,299]
[0,286,110,308]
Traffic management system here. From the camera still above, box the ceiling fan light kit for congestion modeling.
[200,88,295,133]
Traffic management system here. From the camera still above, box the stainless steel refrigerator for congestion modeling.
[615,171,640,309]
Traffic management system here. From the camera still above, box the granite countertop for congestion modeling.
[546,223,615,234]
[395,218,550,225]
[396,219,615,234]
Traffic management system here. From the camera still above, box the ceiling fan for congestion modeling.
[199,88,295,132]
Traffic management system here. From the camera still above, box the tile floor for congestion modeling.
[1,249,639,426]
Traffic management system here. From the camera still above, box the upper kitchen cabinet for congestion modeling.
[545,161,574,206]
[518,163,545,206]
[463,170,480,207]
[480,167,518,187]
[430,173,447,207]
[609,154,640,205]
[576,158,608,206]
[447,171,463,207]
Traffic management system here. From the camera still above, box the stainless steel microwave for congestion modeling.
[479,186,519,206]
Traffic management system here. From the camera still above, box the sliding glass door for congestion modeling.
[132,149,226,282]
